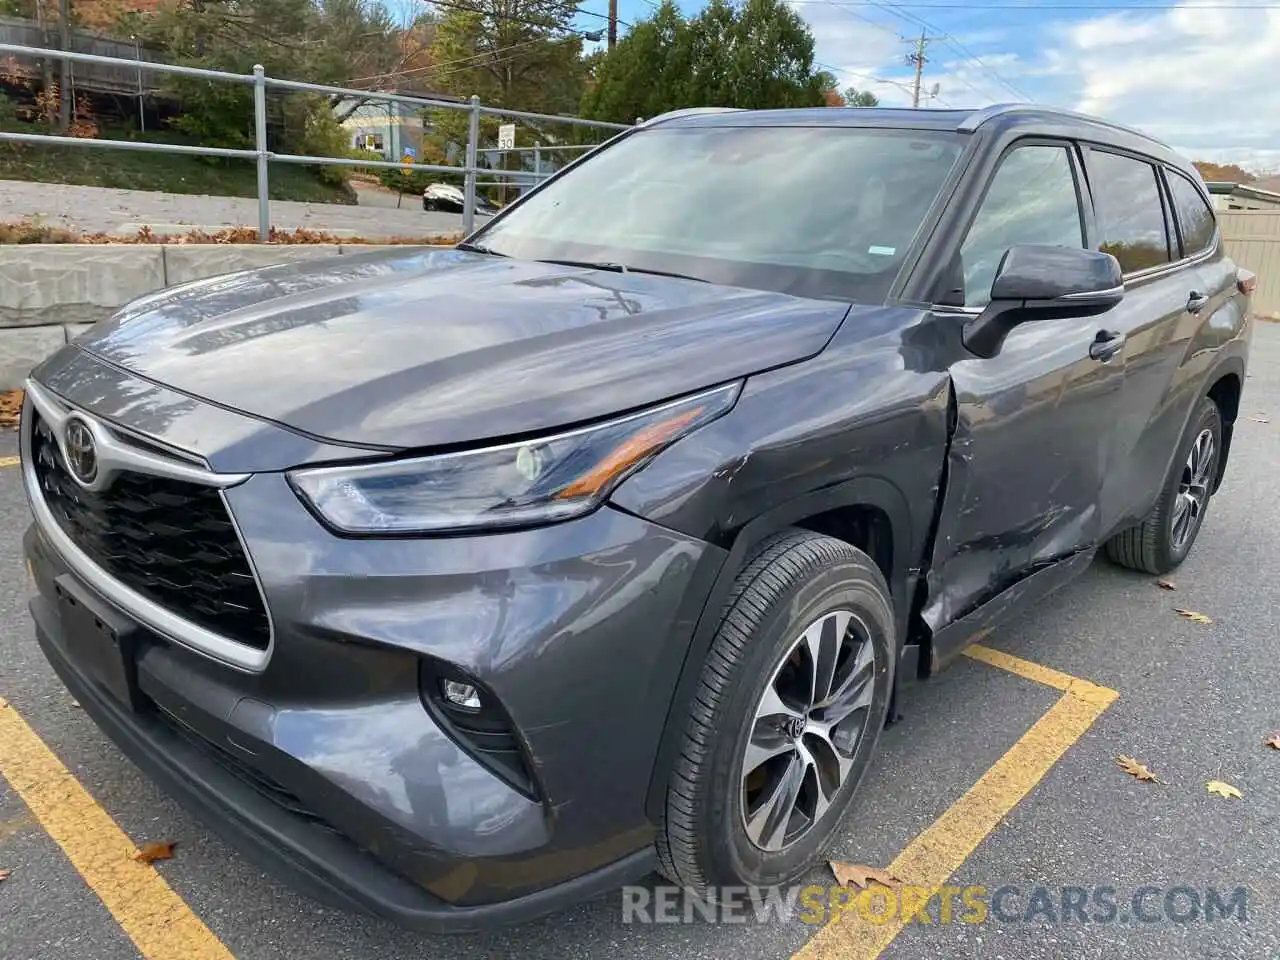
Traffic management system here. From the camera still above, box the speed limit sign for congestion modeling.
[497,123,516,150]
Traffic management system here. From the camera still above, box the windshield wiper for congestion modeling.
[456,241,508,257]
[534,258,708,283]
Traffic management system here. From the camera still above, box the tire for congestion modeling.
[1104,396,1223,574]
[423,199,437,211]
[655,530,895,896]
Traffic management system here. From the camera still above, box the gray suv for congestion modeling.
[22,103,1252,930]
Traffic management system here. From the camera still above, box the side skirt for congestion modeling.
[927,549,1096,673]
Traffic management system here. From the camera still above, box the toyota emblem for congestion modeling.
[782,715,805,741]
[63,417,98,485]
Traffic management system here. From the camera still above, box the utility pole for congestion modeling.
[608,0,618,49]
[905,29,943,108]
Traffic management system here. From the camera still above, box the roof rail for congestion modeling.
[957,103,1170,147]
[639,107,745,126]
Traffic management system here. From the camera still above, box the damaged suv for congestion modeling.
[22,104,1252,929]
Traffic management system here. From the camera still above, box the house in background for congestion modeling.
[333,90,464,162]
[1205,179,1280,211]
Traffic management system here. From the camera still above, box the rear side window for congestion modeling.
[956,144,1085,306]
[1166,170,1217,255]
[1088,150,1172,274]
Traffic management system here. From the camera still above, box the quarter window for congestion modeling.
[956,144,1085,307]
[1088,151,1172,273]
[1166,170,1217,255]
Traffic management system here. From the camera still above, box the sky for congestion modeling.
[558,0,1280,173]
[388,1,1280,172]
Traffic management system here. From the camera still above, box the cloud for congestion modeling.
[1051,2,1280,170]
[791,0,1280,171]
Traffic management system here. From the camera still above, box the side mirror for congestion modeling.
[962,245,1124,359]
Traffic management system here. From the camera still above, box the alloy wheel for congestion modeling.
[740,610,877,852]
[1171,427,1216,551]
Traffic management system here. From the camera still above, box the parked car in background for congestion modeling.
[21,103,1253,932]
[422,182,498,213]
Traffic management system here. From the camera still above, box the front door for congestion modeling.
[922,139,1127,632]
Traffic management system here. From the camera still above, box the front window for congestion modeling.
[471,125,965,302]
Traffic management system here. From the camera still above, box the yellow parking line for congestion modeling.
[0,697,234,960]
[792,647,1117,960]
[964,644,1115,702]
[0,456,20,468]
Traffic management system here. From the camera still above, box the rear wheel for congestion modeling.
[655,530,895,896]
[1105,396,1222,574]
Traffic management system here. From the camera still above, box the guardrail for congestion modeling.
[0,42,632,237]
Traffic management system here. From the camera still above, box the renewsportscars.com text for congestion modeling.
[620,884,1250,926]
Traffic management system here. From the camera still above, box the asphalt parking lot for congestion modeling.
[2,324,1279,960]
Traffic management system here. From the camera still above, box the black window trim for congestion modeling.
[929,135,1089,312]
[1079,141,1215,283]
[1162,164,1220,259]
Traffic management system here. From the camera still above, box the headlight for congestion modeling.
[288,383,740,534]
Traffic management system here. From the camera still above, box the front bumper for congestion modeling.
[24,462,726,929]
[29,569,656,931]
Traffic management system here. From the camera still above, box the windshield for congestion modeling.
[471,125,965,301]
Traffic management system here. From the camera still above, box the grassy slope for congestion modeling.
[0,123,355,204]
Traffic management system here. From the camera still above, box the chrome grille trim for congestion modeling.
[21,382,273,673]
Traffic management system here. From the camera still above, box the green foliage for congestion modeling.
[0,92,17,129]
[136,0,410,189]
[581,0,829,124]
[844,87,880,107]
[0,119,353,202]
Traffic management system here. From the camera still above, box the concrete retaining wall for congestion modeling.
[0,243,419,389]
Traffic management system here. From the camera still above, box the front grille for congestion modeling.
[31,411,271,650]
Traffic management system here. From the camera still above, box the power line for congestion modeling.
[816,61,956,107]
[861,0,1034,101]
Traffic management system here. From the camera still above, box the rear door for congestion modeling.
[1080,148,1222,533]
[923,139,1127,631]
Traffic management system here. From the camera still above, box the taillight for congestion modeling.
[1238,269,1257,296]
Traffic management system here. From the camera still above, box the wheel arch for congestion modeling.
[1205,356,1244,493]
[643,476,917,821]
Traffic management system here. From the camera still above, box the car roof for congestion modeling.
[644,103,1193,174]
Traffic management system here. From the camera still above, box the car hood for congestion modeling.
[74,247,851,449]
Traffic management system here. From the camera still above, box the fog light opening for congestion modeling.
[441,679,482,712]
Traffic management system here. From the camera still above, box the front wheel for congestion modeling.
[655,530,895,896]
[1105,396,1222,574]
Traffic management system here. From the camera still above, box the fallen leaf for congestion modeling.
[1116,755,1163,783]
[1155,578,1177,591]
[1206,780,1242,799]
[69,699,80,709]
[1263,734,1280,751]
[133,841,177,863]
[0,868,10,882]
[0,390,21,430]
[1174,608,1213,624]
[829,861,903,890]
[1250,415,1270,424]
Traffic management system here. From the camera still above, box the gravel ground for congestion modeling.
[0,323,1277,960]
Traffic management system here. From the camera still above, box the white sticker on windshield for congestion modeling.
[868,245,896,256]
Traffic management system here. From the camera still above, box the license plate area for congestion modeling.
[53,574,142,711]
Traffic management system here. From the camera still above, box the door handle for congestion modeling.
[1187,290,1210,314]
[1089,329,1125,362]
